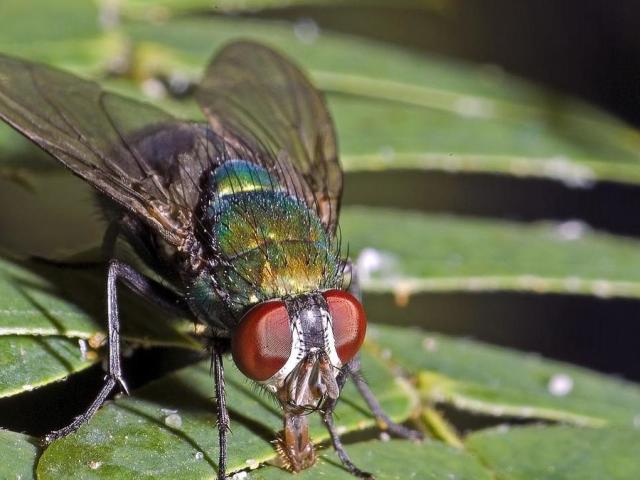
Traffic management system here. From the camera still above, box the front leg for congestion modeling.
[211,342,231,480]
[321,364,374,480]
[349,356,423,441]
[343,258,423,441]
[45,259,187,443]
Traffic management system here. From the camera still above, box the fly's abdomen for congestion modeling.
[192,160,339,324]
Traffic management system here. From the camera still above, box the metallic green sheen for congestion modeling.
[212,159,280,196]
[194,160,339,326]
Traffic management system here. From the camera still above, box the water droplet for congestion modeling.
[554,220,588,241]
[548,373,574,396]
[592,280,613,298]
[293,18,320,44]
[356,248,400,283]
[78,339,88,359]
[378,145,396,162]
[422,337,438,352]
[142,78,167,100]
[379,431,391,442]
[453,96,494,118]
[168,72,191,96]
[164,413,183,428]
[194,451,204,460]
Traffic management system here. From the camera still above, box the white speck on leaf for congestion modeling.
[356,248,401,283]
[378,145,396,162]
[168,72,191,96]
[78,339,88,359]
[453,96,495,118]
[89,461,102,470]
[548,373,574,396]
[164,413,183,428]
[554,220,588,241]
[142,78,167,99]
[422,337,438,352]
[542,156,595,188]
[293,18,319,44]
[194,451,204,460]
[592,280,613,298]
[245,458,260,469]
[496,424,510,434]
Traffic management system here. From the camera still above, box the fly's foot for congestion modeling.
[115,374,130,395]
[43,374,120,445]
[350,467,375,480]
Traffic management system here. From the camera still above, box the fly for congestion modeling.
[0,41,421,479]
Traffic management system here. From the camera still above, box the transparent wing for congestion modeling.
[195,41,342,234]
[0,53,224,247]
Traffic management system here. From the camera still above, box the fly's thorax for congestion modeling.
[189,159,341,328]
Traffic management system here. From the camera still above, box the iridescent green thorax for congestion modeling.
[190,160,340,329]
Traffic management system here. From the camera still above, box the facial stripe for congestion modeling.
[261,293,342,391]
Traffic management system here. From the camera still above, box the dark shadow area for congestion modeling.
[435,404,540,436]
[0,347,202,437]
[364,291,640,382]
[344,170,640,237]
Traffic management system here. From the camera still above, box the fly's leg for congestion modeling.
[343,258,423,441]
[349,356,422,441]
[211,342,231,480]
[322,364,374,480]
[44,260,187,443]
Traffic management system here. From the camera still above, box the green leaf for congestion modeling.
[3,12,640,190]
[0,256,101,338]
[0,0,124,74]
[466,425,640,480]
[254,438,493,480]
[0,336,94,398]
[369,324,640,426]
[122,16,640,186]
[0,254,198,394]
[36,350,416,478]
[342,207,640,299]
[120,0,439,18]
[0,429,39,480]
[0,256,196,348]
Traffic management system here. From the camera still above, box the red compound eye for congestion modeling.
[231,301,292,381]
[323,290,367,364]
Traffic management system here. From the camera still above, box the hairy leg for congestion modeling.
[344,258,423,441]
[44,259,187,443]
[321,363,374,479]
[211,343,231,480]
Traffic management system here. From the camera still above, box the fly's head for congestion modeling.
[230,289,367,472]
